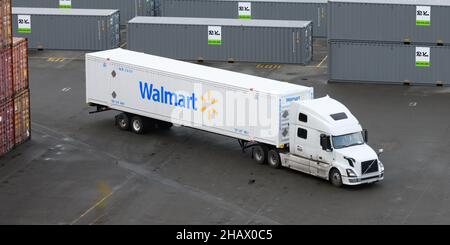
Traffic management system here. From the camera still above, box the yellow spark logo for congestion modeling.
[201,91,218,120]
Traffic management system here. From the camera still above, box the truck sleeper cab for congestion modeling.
[276,96,384,187]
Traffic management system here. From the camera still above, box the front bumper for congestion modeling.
[342,172,384,186]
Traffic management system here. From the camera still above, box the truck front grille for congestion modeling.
[361,159,378,175]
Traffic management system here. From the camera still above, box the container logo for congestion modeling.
[416,47,430,67]
[416,6,431,26]
[139,81,199,111]
[238,2,252,19]
[59,0,72,8]
[201,91,219,120]
[18,15,31,33]
[208,26,222,45]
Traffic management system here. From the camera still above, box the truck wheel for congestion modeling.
[329,168,343,187]
[253,145,267,165]
[116,113,130,131]
[131,116,145,135]
[267,149,281,169]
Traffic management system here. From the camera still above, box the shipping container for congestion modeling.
[0,100,14,156]
[1,0,13,50]
[86,48,314,146]
[127,17,312,64]
[328,0,450,44]
[0,49,13,103]
[159,0,327,37]
[12,7,120,50]
[12,37,28,95]
[329,41,450,86]
[12,0,158,25]
[14,89,30,146]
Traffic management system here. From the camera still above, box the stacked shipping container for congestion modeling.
[1,0,14,156]
[128,17,313,64]
[328,0,450,86]
[12,37,29,145]
[1,0,30,157]
[12,7,120,50]
[159,0,328,37]
[12,0,159,25]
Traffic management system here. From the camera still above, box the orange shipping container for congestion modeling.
[0,48,13,103]
[14,89,30,146]
[0,0,12,50]
[12,37,28,95]
[0,99,14,156]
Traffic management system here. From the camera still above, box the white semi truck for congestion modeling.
[86,48,384,187]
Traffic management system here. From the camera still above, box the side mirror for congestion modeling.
[378,148,384,156]
[363,129,368,143]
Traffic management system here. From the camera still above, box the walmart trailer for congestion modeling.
[86,48,313,147]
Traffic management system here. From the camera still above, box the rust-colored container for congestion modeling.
[0,0,12,50]
[13,89,30,146]
[12,37,28,95]
[0,48,13,103]
[0,99,14,156]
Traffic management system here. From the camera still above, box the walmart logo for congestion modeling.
[201,91,218,120]
[139,81,198,111]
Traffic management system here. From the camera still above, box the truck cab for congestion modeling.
[277,96,384,187]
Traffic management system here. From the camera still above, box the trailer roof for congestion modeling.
[87,48,311,95]
[129,17,311,28]
[12,7,119,16]
[329,0,450,7]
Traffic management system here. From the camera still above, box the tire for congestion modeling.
[116,113,130,131]
[131,116,145,135]
[253,144,267,165]
[267,149,281,169]
[329,168,343,187]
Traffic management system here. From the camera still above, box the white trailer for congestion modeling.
[86,48,384,187]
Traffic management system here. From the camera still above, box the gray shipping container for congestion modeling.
[329,41,450,86]
[159,0,327,37]
[127,17,312,64]
[12,7,120,50]
[328,0,450,44]
[12,0,158,25]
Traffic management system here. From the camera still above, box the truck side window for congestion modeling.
[298,113,308,123]
[297,128,307,139]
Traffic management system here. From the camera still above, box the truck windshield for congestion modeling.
[332,132,364,149]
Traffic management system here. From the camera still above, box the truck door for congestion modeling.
[313,134,333,178]
[291,126,311,173]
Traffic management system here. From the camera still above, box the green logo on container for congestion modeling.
[416,47,430,67]
[416,6,430,26]
[18,15,31,34]
[238,2,252,20]
[59,0,72,8]
[208,26,222,46]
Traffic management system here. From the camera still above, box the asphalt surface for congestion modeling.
[1,39,450,224]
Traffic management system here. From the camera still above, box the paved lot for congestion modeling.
[0,39,449,224]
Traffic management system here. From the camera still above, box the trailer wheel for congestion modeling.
[329,168,343,187]
[253,144,267,165]
[131,116,145,135]
[267,149,281,169]
[116,113,130,131]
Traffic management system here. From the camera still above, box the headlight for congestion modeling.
[346,169,357,177]
[378,161,384,172]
